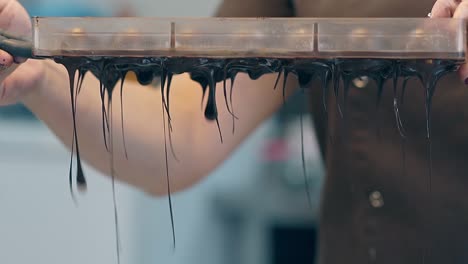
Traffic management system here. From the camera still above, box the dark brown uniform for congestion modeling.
[217,1,468,263]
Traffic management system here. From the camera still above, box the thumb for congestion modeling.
[0,48,16,75]
[0,49,19,104]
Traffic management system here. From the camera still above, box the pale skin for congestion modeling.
[0,0,465,196]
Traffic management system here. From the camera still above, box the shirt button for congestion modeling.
[369,191,384,208]
[352,76,369,88]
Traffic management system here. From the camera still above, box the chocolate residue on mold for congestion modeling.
[54,56,460,263]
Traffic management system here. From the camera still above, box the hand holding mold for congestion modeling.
[0,0,45,106]
[431,0,468,83]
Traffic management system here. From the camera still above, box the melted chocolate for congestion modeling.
[54,56,460,262]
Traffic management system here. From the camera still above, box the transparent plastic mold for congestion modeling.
[32,17,466,60]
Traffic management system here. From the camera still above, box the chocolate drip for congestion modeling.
[55,56,460,264]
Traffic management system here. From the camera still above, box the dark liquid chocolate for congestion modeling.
[54,56,460,263]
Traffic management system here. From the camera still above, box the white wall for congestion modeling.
[0,121,136,264]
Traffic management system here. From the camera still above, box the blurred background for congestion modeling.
[0,1,325,264]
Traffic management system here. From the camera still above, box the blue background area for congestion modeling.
[23,2,107,17]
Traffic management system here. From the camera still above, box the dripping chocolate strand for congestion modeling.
[300,88,313,208]
[392,63,406,138]
[161,88,176,249]
[94,61,123,264]
[100,62,114,147]
[163,72,180,162]
[282,70,289,104]
[160,68,174,133]
[167,126,180,162]
[160,68,167,103]
[321,69,334,146]
[397,66,408,180]
[321,69,330,113]
[77,70,86,95]
[341,76,352,141]
[332,64,343,118]
[100,79,110,152]
[52,57,463,264]
[375,77,385,109]
[418,60,459,264]
[108,101,122,264]
[424,74,435,191]
[342,75,352,111]
[69,70,84,175]
[195,76,208,111]
[374,77,385,139]
[64,64,79,202]
[165,73,174,131]
[74,70,87,191]
[207,68,224,143]
[222,63,238,120]
[158,68,175,135]
[229,74,237,134]
[222,72,232,121]
[273,69,282,90]
[400,77,410,105]
[158,69,177,248]
[56,60,88,196]
[422,71,433,264]
[119,71,129,159]
[423,62,448,192]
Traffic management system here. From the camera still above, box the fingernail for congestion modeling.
[464,77,468,85]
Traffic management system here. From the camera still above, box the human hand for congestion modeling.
[431,0,468,83]
[0,0,46,106]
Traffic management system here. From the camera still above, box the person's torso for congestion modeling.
[290,1,468,264]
